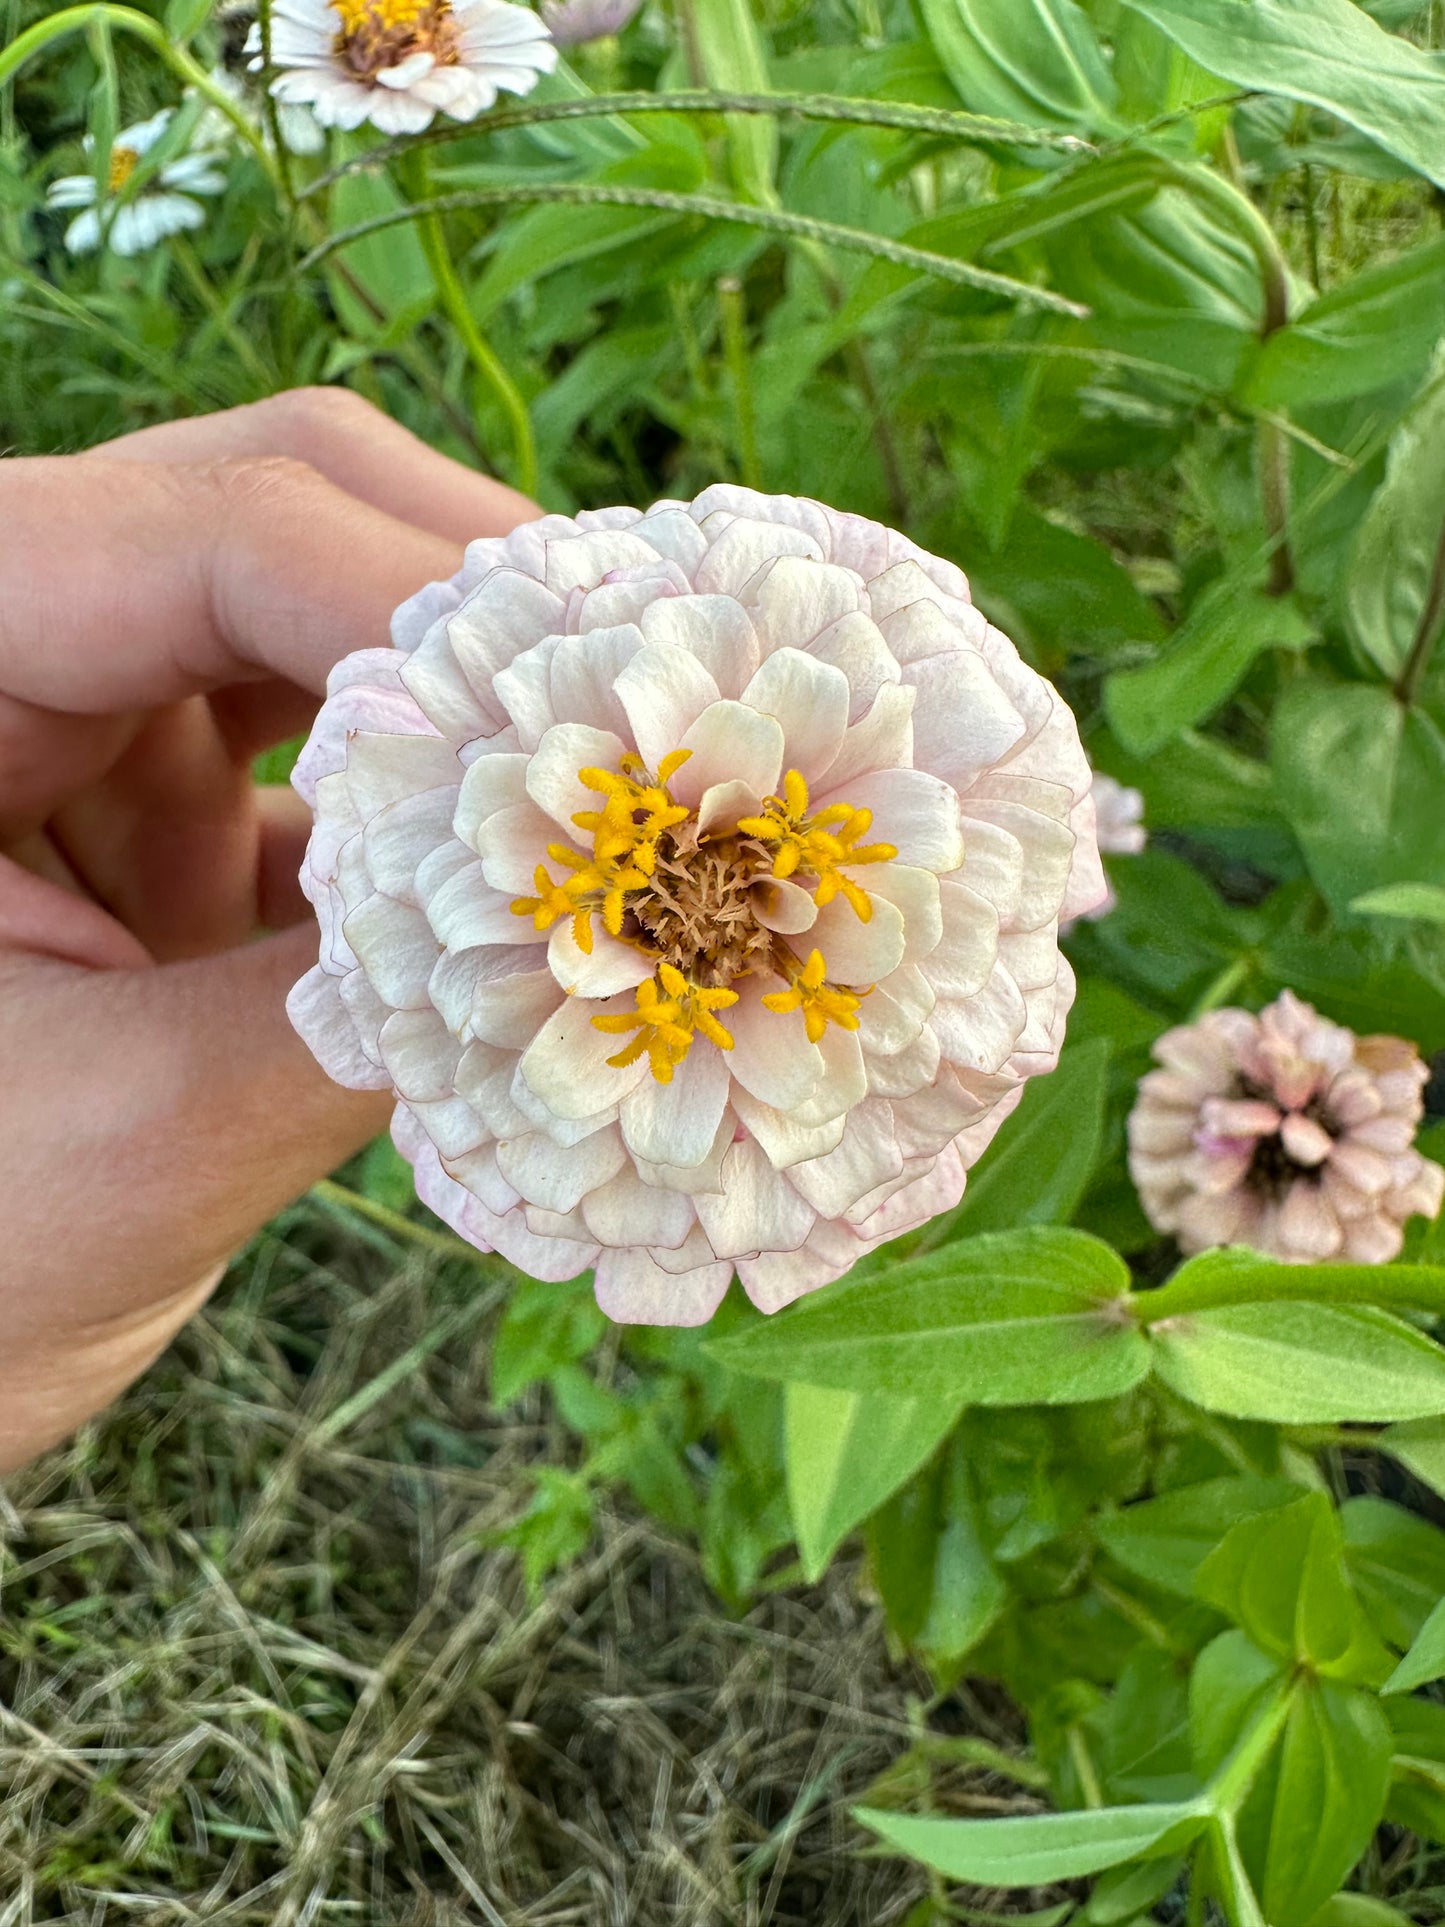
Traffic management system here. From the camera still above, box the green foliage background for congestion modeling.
[3,0,1445,1919]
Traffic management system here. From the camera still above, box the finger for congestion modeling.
[0,923,393,1467]
[95,387,539,545]
[257,785,314,930]
[0,453,461,715]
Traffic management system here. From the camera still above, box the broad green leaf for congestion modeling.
[707,1229,1149,1406]
[1150,1301,1445,1425]
[1379,1415,1445,1499]
[1352,883,1445,924]
[328,164,435,338]
[919,1039,1110,1245]
[1122,0,1445,189]
[1241,237,1445,411]
[1191,1628,1288,1780]
[1305,1900,1417,1927]
[1340,1496,1445,1650]
[1096,1476,1306,1599]
[784,1382,964,1582]
[1384,1594,1445,1695]
[1251,1681,1394,1926]
[918,1452,1009,1666]
[969,505,1168,665]
[1135,1247,1445,1322]
[1345,367,1445,681]
[1106,577,1314,755]
[854,1799,1207,1884]
[685,0,777,204]
[1273,680,1445,912]
[1195,1492,1381,1676]
[918,0,1119,134]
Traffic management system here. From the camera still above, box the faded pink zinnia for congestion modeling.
[1129,989,1443,1263]
[288,487,1105,1321]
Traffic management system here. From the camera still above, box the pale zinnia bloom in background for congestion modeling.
[289,486,1105,1322]
[203,61,327,156]
[46,110,226,257]
[261,0,557,136]
[540,0,641,44]
[1129,989,1443,1263]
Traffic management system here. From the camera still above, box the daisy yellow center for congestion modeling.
[511,750,897,1084]
[108,145,140,192]
[330,0,460,76]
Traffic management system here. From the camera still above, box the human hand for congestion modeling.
[0,390,537,1473]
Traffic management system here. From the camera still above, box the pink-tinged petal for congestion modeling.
[693,516,823,597]
[815,767,964,875]
[378,1008,463,1102]
[736,1217,864,1312]
[810,892,906,986]
[961,798,1074,930]
[287,965,393,1091]
[806,611,899,718]
[790,1024,868,1128]
[593,1247,733,1326]
[447,567,567,695]
[455,750,530,852]
[496,1123,628,1214]
[428,938,500,1037]
[813,682,916,793]
[399,621,497,742]
[414,839,476,910]
[490,635,561,748]
[864,1020,941,1100]
[639,594,760,696]
[362,788,460,905]
[470,965,566,1048]
[614,643,722,770]
[750,876,818,935]
[546,623,645,734]
[694,1136,817,1260]
[548,923,653,998]
[1347,1113,1417,1154]
[542,529,663,595]
[1278,1180,1343,1258]
[344,731,458,819]
[442,1143,520,1218]
[508,1062,617,1145]
[526,722,630,832]
[697,778,765,837]
[476,801,576,895]
[1343,1214,1405,1263]
[620,1038,732,1168]
[787,1099,903,1218]
[487,1206,599,1282]
[426,860,536,951]
[923,880,998,999]
[668,701,784,809]
[338,967,390,1065]
[635,1110,735,1195]
[726,978,824,1110]
[730,1087,846,1168]
[406,1091,489,1159]
[855,964,935,1057]
[454,1038,532,1137]
[582,1166,696,1250]
[1201,1097,1283,1139]
[868,559,980,625]
[739,647,850,781]
[930,967,1029,1076]
[743,556,862,653]
[519,995,653,1118]
[1327,1139,1394,1196]
[904,652,1026,791]
[342,894,439,1008]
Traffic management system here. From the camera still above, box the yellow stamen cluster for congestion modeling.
[592,965,738,1084]
[108,145,140,192]
[762,948,863,1044]
[738,772,896,922]
[332,0,429,30]
[510,750,692,955]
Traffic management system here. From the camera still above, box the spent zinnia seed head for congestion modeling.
[289,487,1106,1321]
[1128,989,1444,1264]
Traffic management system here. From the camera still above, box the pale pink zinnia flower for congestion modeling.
[1064,769,1144,929]
[260,0,556,136]
[289,486,1105,1323]
[1129,989,1443,1263]
[539,0,640,43]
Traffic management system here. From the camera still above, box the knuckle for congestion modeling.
[255,382,378,442]
[200,452,327,514]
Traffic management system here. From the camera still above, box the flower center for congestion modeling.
[511,749,896,1083]
[108,145,140,192]
[330,0,460,76]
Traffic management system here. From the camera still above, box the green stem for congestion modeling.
[1208,1677,1295,1817]
[1393,508,1445,708]
[310,1178,487,1265]
[403,152,538,498]
[717,274,761,489]
[170,233,273,389]
[1188,954,1251,1019]
[0,3,279,188]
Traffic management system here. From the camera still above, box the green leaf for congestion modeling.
[854,1800,1208,1884]
[491,1277,607,1407]
[1106,577,1314,755]
[1340,1495,1445,1651]
[1384,1594,1445,1695]
[1379,1415,1445,1499]
[1121,0,1445,189]
[707,1229,1149,1406]
[1385,1697,1445,1842]
[1273,680,1445,912]
[164,0,214,43]
[1345,366,1445,682]
[1191,1628,1288,1780]
[1305,1899,1418,1927]
[1097,1476,1307,1599]
[784,1382,964,1582]
[685,0,778,204]
[1150,1301,1445,1425]
[1135,1248,1445,1322]
[917,0,1119,134]
[1241,236,1445,411]
[1195,1492,1382,1677]
[917,1039,1110,1246]
[918,1448,1010,1667]
[1251,1680,1394,1926]
[1351,882,1445,924]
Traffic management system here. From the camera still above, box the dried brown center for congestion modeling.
[330,0,459,77]
[622,828,783,989]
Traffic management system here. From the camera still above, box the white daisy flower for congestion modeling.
[260,0,558,138]
[46,110,227,258]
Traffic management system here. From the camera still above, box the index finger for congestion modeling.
[0,453,462,713]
